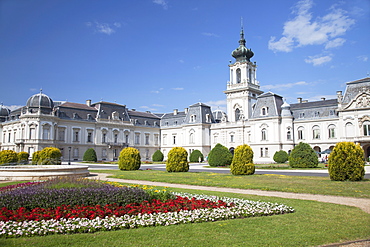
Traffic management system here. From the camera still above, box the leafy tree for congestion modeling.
[32,151,42,165]
[230,144,255,175]
[0,150,18,165]
[189,150,204,162]
[166,147,189,172]
[17,151,29,164]
[152,150,164,162]
[83,148,97,162]
[273,150,289,163]
[208,143,233,167]
[288,142,318,168]
[118,147,141,171]
[328,142,365,181]
[38,147,62,165]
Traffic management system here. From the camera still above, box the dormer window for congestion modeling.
[190,115,196,122]
[261,107,268,116]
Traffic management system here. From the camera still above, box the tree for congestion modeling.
[0,150,18,165]
[38,147,62,165]
[118,147,141,171]
[83,148,97,162]
[31,151,42,165]
[189,150,204,162]
[273,150,289,163]
[208,143,233,167]
[288,142,318,168]
[328,142,365,181]
[230,144,255,175]
[166,147,189,172]
[152,150,164,162]
[17,152,29,164]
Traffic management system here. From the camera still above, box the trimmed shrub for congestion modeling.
[39,147,62,165]
[17,152,29,164]
[288,142,318,168]
[83,148,97,162]
[273,150,289,163]
[166,147,189,172]
[118,147,141,171]
[230,144,255,175]
[152,150,164,162]
[189,149,204,162]
[0,150,18,165]
[208,143,233,167]
[31,151,42,165]
[328,142,365,181]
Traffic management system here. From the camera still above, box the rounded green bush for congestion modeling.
[0,150,18,165]
[31,151,42,165]
[230,144,255,175]
[152,150,164,162]
[118,147,141,170]
[17,151,29,164]
[208,143,233,167]
[39,147,62,165]
[189,149,204,162]
[288,142,318,168]
[166,147,189,172]
[83,148,97,162]
[273,150,289,163]
[328,142,365,181]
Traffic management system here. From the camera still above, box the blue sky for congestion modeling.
[1,0,369,113]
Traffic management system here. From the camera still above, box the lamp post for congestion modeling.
[68,147,71,165]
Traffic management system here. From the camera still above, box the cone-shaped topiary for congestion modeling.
[230,144,255,175]
[288,142,318,168]
[118,147,141,170]
[208,143,233,167]
[0,150,18,165]
[166,147,189,172]
[328,142,365,181]
[17,151,29,164]
[273,150,289,163]
[189,149,204,162]
[152,150,164,162]
[83,148,97,162]
[39,147,62,165]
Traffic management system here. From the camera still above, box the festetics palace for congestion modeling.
[1,28,370,163]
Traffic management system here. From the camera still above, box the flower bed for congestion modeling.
[0,180,295,238]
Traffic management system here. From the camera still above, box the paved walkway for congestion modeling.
[89,172,370,214]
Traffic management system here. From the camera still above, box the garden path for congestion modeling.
[89,173,370,214]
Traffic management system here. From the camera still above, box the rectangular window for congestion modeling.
[135,133,140,145]
[73,130,79,142]
[87,132,92,143]
[313,129,320,139]
[114,134,118,144]
[58,129,65,141]
[260,148,264,157]
[154,134,159,145]
[364,124,370,136]
[73,148,79,158]
[163,135,167,145]
[230,135,234,143]
[173,135,176,145]
[298,130,304,140]
[125,134,129,144]
[265,148,268,157]
[102,133,106,143]
[145,134,149,145]
[329,128,335,138]
[29,128,35,140]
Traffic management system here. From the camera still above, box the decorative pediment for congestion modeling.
[343,91,370,110]
[359,115,370,127]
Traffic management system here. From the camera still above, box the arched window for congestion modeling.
[345,122,354,137]
[261,128,267,141]
[189,132,194,144]
[328,125,336,138]
[235,108,240,121]
[287,130,292,140]
[363,121,370,136]
[312,125,320,139]
[248,68,252,83]
[236,68,241,83]
[261,107,268,116]
[297,126,304,140]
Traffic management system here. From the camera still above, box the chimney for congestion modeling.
[173,109,178,115]
[86,99,91,107]
[302,100,308,103]
[336,91,343,102]
[184,108,188,114]
[297,97,302,103]
[321,97,326,101]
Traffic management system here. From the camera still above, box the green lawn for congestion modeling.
[93,169,370,198]
[1,188,369,247]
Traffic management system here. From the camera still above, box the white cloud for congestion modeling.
[261,81,309,90]
[153,0,168,10]
[357,55,368,62]
[179,59,185,63]
[5,105,23,111]
[304,54,332,66]
[205,99,227,112]
[268,0,355,52]
[307,94,337,101]
[172,87,184,91]
[86,22,121,35]
[202,32,219,37]
[152,104,164,107]
[151,90,160,94]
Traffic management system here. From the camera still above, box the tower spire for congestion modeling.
[239,17,246,46]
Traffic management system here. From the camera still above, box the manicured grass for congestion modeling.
[94,169,370,198]
[1,188,369,247]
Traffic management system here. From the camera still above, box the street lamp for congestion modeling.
[68,147,71,165]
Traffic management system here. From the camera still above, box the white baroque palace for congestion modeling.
[1,28,370,162]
